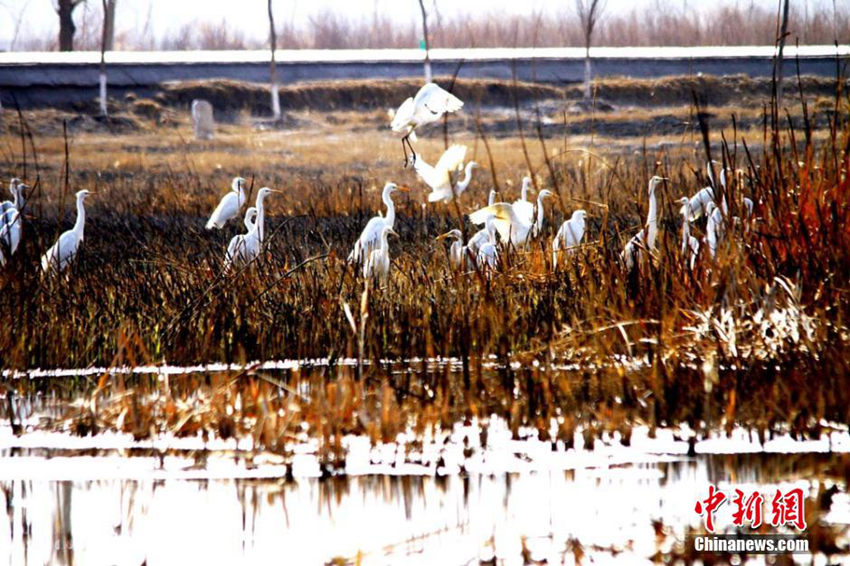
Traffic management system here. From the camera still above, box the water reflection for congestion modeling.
[2,454,845,565]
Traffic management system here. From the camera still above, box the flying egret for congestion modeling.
[41,189,93,274]
[0,182,27,266]
[676,197,700,270]
[206,177,247,230]
[512,176,534,226]
[391,83,463,166]
[436,229,465,269]
[363,225,397,281]
[552,209,587,268]
[469,189,553,247]
[415,145,479,203]
[349,182,408,263]
[224,207,259,270]
[621,176,665,270]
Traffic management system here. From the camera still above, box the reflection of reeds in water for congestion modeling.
[0,74,848,459]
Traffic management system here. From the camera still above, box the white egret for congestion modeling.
[224,207,259,270]
[552,209,587,268]
[253,186,279,244]
[469,189,553,247]
[41,189,93,274]
[391,83,463,166]
[415,145,479,203]
[512,176,534,226]
[205,177,247,230]
[476,215,499,271]
[349,182,408,263]
[0,182,27,266]
[705,201,725,258]
[621,175,664,270]
[363,225,397,281]
[436,229,465,269]
[676,197,700,270]
[1,178,25,214]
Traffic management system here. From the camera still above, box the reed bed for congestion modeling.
[0,75,848,459]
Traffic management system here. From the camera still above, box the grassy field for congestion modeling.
[0,75,848,454]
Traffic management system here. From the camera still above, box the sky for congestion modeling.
[0,0,839,51]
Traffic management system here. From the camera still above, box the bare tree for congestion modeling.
[576,0,606,101]
[103,0,116,50]
[268,0,281,120]
[418,0,432,83]
[56,0,85,51]
[99,0,108,116]
[775,0,791,109]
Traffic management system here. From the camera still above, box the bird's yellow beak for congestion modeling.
[436,232,452,241]
[396,186,410,192]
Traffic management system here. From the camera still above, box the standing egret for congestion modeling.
[206,177,247,230]
[349,182,408,263]
[0,182,27,266]
[41,189,93,274]
[476,215,499,271]
[621,176,664,270]
[363,225,397,281]
[469,189,553,247]
[436,229,465,269]
[253,187,279,244]
[705,201,725,258]
[676,197,699,270]
[512,176,534,225]
[224,207,259,270]
[552,209,587,268]
[415,145,479,203]
[391,83,463,166]
[1,178,25,214]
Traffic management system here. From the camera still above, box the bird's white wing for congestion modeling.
[435,144,466,173]
[413,155,445,191]
[688,187,714,221]
[511,199,535,226]
[427,188,453,203]
[225,235,244,267]
[417,83,463,114]
[391,97,415,133]
[558,217,584,248]
[351,216,387,261]
[206,192,240,229]
[469,203,514,243]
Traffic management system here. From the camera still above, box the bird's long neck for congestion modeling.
[12,187,23,210]
[256,196,266,242]
[457,163,474,192]
[681,211,690,252]
[521,183,529,201]
[535,196,546,233]
[488,191,496,206]
[647,189,658,226]
[73,196,86,240]
[384,192,395,227]
[379,230,390,251]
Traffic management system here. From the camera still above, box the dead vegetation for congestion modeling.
[0,73,848,460]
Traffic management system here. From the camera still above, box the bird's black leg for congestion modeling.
[401,136,409,168]
[405,136,417,166]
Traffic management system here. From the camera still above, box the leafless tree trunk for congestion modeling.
[576,0,606,101]
[99,0,108,116]
[103,0,117,50]
[418,0,432,83]
[775,0,790,108]
[268,0,281,120]
[57,0,85,52]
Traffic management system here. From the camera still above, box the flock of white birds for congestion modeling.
[0,82,754,279]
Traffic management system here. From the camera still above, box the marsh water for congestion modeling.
[1,365,849,565]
